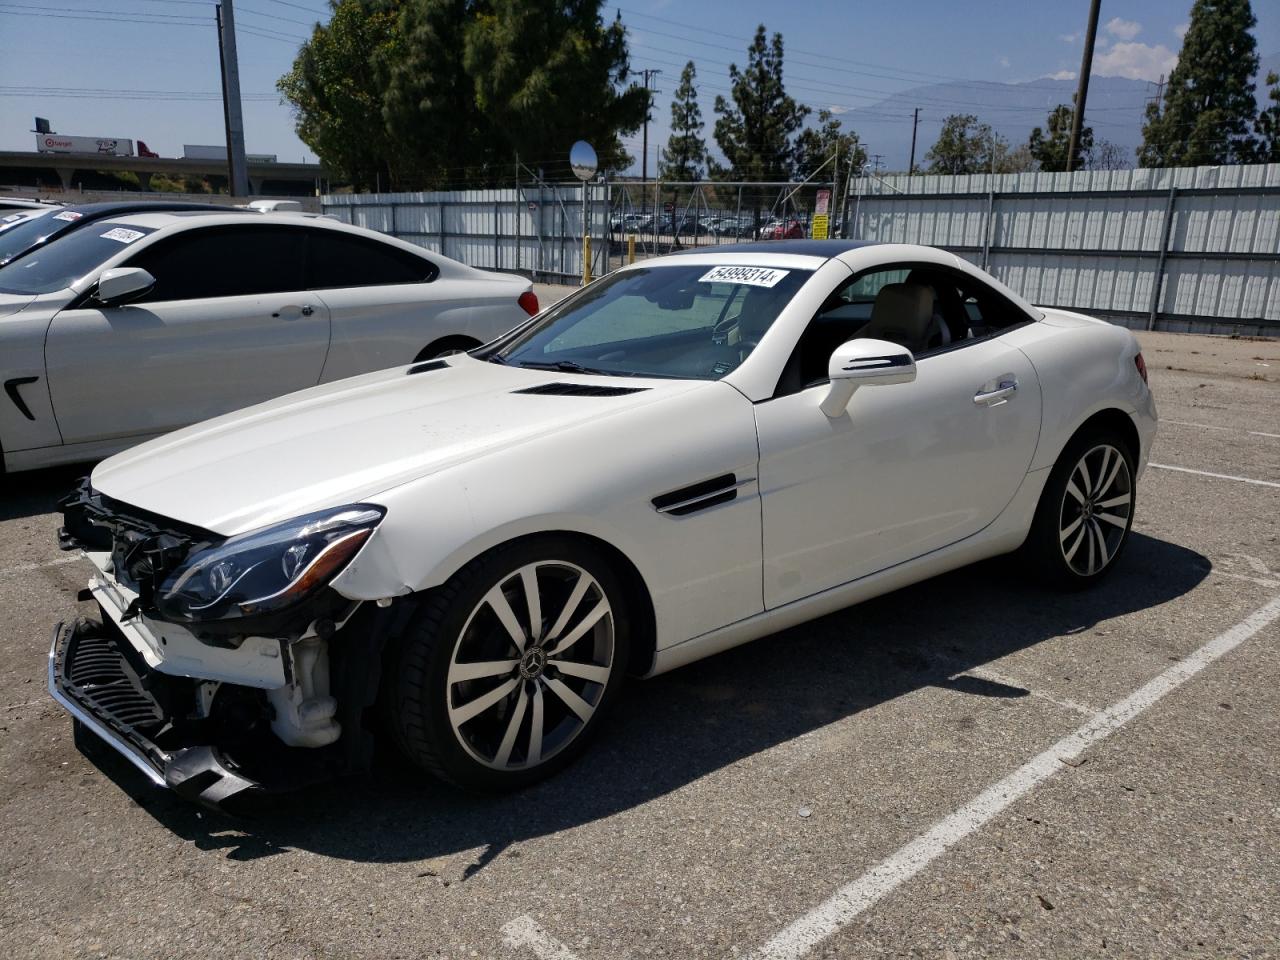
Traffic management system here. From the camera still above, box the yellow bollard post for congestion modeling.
[582,235,592,285]
[627,234,636,265]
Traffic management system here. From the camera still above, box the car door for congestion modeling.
[302,228,456,382]
[44,224,331,445]
[755,265,1043,609]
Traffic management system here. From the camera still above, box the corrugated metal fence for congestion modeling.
[321,183,608,283]
[851,163,1280,336]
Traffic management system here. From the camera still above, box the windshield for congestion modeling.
[494,263,812,380]
[0,210,71,265]
[0,222,155,295]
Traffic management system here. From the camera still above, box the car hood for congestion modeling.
[0,291,37,319]
[91,357,705,535]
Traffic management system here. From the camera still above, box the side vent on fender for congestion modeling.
[513,382,649,397]
[652,473,751,517]
[406,360,449,376]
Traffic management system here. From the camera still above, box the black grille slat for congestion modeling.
[63,629,164,729]
[513,382,648,397]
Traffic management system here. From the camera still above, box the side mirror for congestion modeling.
[819,337,916,417]
[94,267,155,307]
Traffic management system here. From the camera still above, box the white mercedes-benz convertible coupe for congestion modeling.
[52,239,1156,807]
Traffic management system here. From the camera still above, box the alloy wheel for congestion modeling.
[446,561,615,770]
[1059,443,1132,577]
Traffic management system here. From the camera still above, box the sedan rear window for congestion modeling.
[0,223,155,295]
[494,263,812,380]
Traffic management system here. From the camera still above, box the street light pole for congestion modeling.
[1066,0,1102,173]
[216,0,250,196]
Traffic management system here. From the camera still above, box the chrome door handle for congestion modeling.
[272,304,316,319]
[974,377,1018,406]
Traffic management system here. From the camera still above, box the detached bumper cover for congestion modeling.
[48,618,259,806]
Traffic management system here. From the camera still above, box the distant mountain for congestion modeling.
[844,53,1280,172]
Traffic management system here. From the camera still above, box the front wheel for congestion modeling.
[385,538,630,790]
[1023,431,1136,588]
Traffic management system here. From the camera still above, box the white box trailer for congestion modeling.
[36,134,134,157]
[183,145,277,163]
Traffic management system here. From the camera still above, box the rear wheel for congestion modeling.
[1024,430,1135,588]
[385,537,630,790]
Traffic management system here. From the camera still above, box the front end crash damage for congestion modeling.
[50,481,398,808]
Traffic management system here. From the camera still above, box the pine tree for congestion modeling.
[659,62,707,181]
[1138,0,1260,167]
[1254,71,1280,163]
[712,25,810,182]
[1028,103,1093,172]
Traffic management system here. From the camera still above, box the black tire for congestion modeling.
[384,536,631,791]
[415,336,482,362]
[1022,427,1137,589]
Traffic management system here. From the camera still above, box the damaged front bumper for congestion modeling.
[49,617,263,806]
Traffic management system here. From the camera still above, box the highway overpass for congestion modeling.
[0,150,326,195]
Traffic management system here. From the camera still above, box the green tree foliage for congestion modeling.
[1254,71,1280,163]
[659,61,707,181]
[712,25,810,182]
[463,0,648,177]
[280,0,648,188]
[278,0,408,190]
[925,114,1030,174]
[1028,103,1093,172]
[1138,0,1260,166]
[382,0,489,185]
[795,109,867,181]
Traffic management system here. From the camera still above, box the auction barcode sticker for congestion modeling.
[53,211,84,222]
[100,227,145,244]
[698,265,789,288]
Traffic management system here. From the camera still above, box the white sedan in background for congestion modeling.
[52,239,1155,807]
[0,208,536,473]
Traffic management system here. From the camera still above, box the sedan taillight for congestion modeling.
[518,291,539,317]
[1135,352,1148,384]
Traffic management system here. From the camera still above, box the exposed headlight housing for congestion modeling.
[154,505,384,623]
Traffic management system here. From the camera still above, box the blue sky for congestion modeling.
[1,0,1277,172]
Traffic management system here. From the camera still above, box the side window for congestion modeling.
[305,231,437,289]
[126,225,306,302]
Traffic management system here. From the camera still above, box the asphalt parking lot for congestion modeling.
[2,324,1278,959]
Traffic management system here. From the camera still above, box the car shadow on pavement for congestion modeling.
[0,465,85,522]
[100,531,1208,867]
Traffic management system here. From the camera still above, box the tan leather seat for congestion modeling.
[860,283,937,354]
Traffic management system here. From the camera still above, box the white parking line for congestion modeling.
[1149,462,1280,489]
[502,915,581,960]
[749,592,1280,960]
[1250,431,1280,439]
[1162,418,1232,432]
[0,555,79,578]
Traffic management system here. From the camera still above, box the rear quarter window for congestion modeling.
[305,230,438,288]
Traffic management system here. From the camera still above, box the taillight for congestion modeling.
[518,291,539,317]
[1134,352,1148,384]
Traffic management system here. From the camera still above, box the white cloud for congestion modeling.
[1174,22,1189,39]
[1093,41,1178,80]
[1106,17,1143,40]
[999,56,1010,68]
[1060,32,1079,43]
[1044,69,1077,80]
[827,104,851,116]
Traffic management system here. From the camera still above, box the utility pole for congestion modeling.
[908,107,920,175]
[870,154,885,175]
[216,1,250,196]
[1066,0,1101,174]
[640,68,662,182]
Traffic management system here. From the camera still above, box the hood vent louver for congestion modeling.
[513,382,648,397]
[406,360,449,376]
